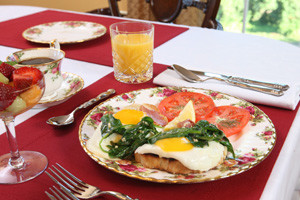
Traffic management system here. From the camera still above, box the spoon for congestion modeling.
[47,89,115,126]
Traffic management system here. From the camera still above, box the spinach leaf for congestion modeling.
[106,116,159,159]
[99,114,235,160]
[100,114,125,138]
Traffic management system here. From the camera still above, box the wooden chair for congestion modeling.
[108,0,122,16]
[148,0,222,30]
[90,0,222,30]
[87,0,121,17]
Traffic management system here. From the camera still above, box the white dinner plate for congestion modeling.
[22,21,106,44]
[36,72,84,108]
[79,87,276,183]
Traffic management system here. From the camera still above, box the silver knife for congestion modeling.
[171,64,289,91]
[183,66,289,91]
[172,64,284,96]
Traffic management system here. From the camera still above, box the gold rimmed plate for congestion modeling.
[79,87,276,183]
[23,21,106,44]
[35,72,84,108]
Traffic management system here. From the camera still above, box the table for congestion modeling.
[0,5,300,200]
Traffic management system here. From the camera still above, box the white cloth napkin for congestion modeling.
[153,69,300,110]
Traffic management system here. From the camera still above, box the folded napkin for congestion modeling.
[153,69,300,110]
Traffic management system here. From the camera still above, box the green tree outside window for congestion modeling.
[217,0,300,46]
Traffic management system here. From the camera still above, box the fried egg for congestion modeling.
[86,109,146,159]
[114,109,145,125]
[135,137,227,171]
[86,124,122,159]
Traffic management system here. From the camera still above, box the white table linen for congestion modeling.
[154,69,300,110]
[153,25,300,110]
[0,5,300,200]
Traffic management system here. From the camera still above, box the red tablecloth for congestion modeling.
[0,63,298,200]
[0,8,298,200]
[0,10,188,67]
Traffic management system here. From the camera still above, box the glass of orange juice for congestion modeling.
[110,21,154,84]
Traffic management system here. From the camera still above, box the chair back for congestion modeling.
[148,0,183,23]
[108,0,121,16]
[195,0,221,29]
[104,0,222,29]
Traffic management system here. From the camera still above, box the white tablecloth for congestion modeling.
[0,5,300,200]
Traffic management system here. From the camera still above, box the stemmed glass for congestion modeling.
[0,66,48,184]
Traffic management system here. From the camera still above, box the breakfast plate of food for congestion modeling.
[23,21,106,44]
[79,87,276,183]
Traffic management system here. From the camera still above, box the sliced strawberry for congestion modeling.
[0,82,17,111]
[13,67,43,85]
[13,74,33,90]
[0,62,15,80]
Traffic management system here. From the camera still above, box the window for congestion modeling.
[217,0,300,47]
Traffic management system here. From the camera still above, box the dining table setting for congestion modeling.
[1,5,300,200]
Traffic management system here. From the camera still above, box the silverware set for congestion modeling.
[45,163,138,200]
[171,64,289,96]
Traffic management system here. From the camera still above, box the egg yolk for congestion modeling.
[155,137,194,152]
[114,109,145,125]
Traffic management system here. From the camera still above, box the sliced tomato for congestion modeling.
[158,92,215,122]
[205,106,251,137]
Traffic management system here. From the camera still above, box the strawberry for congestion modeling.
[13,67,43,86]
[0,82,17,111]
[13,74,33,90]
[0,62,15,80]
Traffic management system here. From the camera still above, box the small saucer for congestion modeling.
[35,72,84,108]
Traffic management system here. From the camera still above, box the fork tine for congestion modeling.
[47,168,78,191]
[52,165,85,189]
[45,191,57,200]
[46,171,80,200]
[55,163,86,186]
[52,186,71,200]
[49,187,65,200]
[59,185,80,200]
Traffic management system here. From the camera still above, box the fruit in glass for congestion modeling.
[0,62,47,184]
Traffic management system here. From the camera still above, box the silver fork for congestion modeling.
[45,185,78,200]
[45,163,138,200]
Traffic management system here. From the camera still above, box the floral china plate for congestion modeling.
[22,21,106,44]
[79,87,276,184]
[36,72,84,108]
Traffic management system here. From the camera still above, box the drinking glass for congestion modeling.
[0,66,47,184]
[110,21,154,84]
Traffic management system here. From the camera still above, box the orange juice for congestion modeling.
[112,33,153,76]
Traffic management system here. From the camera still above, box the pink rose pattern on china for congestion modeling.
[119,164,147,172]
[256,127,275,142]
[90,113,103,125]
[62,21,86,28]
[237,153,256,165]
[25,27,42,35]
[207,91,229,100]
[43,62,61,82]
[87,105,114,128]
[25,21,105,39]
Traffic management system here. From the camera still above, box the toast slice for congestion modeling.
[134,153,200,174]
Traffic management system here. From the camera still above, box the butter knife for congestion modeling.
[172,65,289,91]
[172,64,284,96]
